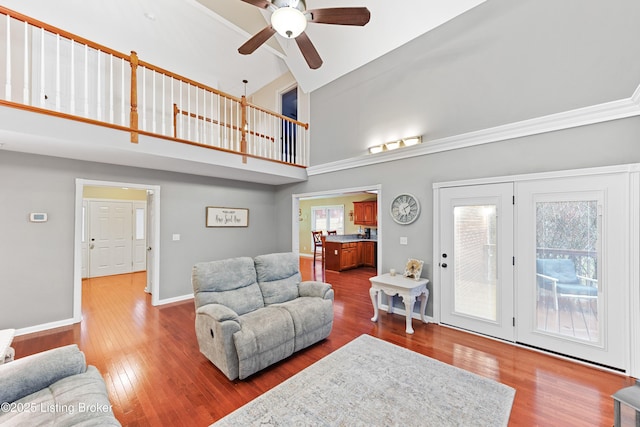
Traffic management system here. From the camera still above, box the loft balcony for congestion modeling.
[0,6,308,185]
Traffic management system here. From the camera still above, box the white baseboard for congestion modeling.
[15,318,77,337]
[155,293,194,306]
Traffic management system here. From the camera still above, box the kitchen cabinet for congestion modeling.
[324,240,377,271]
[353,201,377,226]
[361,241,376,267]
[340,243,359,270]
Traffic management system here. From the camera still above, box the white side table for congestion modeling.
[369,274,429,334]
[0,328,16,364]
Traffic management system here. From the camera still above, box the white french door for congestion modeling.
[439,183,515,341]
[515,174,627,369]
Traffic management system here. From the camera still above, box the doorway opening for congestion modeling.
[73,179,161,323]
[281,86,298,163]
[292,184,382,280]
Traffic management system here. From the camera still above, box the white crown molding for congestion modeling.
[308,86,640,177]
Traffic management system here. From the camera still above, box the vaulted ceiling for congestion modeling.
[2,0,485,97]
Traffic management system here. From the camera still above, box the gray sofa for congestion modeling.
[192,252,334,380]
[0,344,120,426]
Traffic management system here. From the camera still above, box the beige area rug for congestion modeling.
[212,334,515,427]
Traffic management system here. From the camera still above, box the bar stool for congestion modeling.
[312,231,324,260]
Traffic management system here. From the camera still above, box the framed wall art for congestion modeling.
[206,207,249,227]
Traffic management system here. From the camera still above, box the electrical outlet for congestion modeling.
[400,236,408,245]
[172,234,180,241]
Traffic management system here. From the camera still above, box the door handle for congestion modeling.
[441,263,448,268]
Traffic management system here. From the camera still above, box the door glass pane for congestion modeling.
[535,201,599,342]
[135,208,145,240]
[453,205,497,321]
[328,208,344,234]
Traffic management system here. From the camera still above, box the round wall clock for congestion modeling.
[390,193,420,225]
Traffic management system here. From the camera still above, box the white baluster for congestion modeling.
[83,44,88,117]
[194,85,198,142]
[5,15,11,101]
[40,28,45,108]
[109,54,114,123]
[202,87,206,145]
[141,67,146,131]
[69,39,75,114]
[96,50,102,120]
[178,82,183,139]
[170,77,175,137]
[161,73,166,135]
[187,84,191,141]
[23,21,29,104]
[121,58,125,125]
[55,34,60,111]
[152,70,156,133]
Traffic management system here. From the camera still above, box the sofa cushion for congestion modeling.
[275,297,334,352]
[233,307,295,379]
[0,344,86,404]
[193,257,264,315]
[254,252,301,305]
[0,366,120,426]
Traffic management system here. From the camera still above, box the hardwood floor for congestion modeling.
[12,259,635,426]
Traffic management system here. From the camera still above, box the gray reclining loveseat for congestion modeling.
[192,252,334,380]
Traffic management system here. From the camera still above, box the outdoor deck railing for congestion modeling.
[0,6,309,166]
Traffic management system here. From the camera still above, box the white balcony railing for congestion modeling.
[0,6,309,167]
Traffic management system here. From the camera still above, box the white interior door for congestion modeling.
[439,183,515,341]
[515,174,627,369]
[89,201,133,277]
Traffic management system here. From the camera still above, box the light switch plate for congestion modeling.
[172,234,180,241]
[400,237,408,245]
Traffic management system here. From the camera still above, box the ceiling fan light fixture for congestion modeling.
[271,6,308,39]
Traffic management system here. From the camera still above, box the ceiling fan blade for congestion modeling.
[238,26,276,55]
[239,0,271,9]
[307,7,371,26]
[295,32,323,70]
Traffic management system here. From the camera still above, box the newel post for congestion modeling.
[240,94,248,164]
[129,51,139,143]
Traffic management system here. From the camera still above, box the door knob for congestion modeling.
[441,263,448,268]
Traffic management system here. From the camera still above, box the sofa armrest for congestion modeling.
[0,344,86,404]
[196,303,240,323]
[299,281,334,300]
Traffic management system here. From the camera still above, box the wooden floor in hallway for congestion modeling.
[11,258,635,426]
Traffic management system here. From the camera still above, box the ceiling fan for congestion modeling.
[237,0,371,69]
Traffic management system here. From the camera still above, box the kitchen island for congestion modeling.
[324,235,377,271]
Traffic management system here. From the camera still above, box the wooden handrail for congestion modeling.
[137,59,242,104]
[172,104,276,142]
[246,101,309,129]
[0,6,130,61]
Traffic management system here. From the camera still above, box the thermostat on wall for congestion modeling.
[29,212,48,222]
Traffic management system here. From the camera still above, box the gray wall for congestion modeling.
[276,117,640,316]
[310,0,640,165]
[0,151,278,330]
[275,0,640,315]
